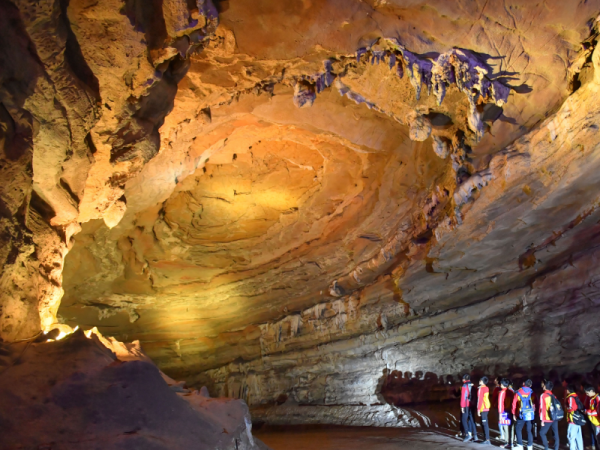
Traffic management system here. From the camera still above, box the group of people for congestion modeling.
[459,374,600,450]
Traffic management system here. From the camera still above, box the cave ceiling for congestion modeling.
[2,0,600,381]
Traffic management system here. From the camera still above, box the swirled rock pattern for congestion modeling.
[2,0,600,430]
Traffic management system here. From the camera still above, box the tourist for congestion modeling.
[581,383,596,449]
[539,380,559,450]
[512,378,535,450]
[492,376,503,440]
[585,385,600,449]
[498,378,514,449]
[477,376,491,444]
[461,374,477,442]
[567,384,585,450]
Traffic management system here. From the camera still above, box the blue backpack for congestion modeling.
[518,389,535,421]
[549,394,564,421]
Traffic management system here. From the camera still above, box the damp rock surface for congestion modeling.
[1,0,600,432]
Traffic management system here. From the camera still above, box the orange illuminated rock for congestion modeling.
[1,0,600,430]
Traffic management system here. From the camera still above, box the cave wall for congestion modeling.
[0,0,218,341]
[0,329,269,449]
[191,56,600,423]
[55,1,600,377]
[1,0,600,430]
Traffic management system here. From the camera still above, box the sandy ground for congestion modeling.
[255,427,514,450]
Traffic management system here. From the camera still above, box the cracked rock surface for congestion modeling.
[2,0,600,430]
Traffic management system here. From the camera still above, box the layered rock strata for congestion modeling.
[2,0,600,431]
[56,3,599,381]
[191,41,600,424]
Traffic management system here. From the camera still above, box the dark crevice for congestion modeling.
[29,190,56,223]
[110,56,190,163]
[121,0,168,50]
[0,197,11,220]
[84,132,97,155]
[424,112,452,128]
[59,0,101,102]
[5,243,21,266]
[413,229,433,245]
[59,178,80,204]
[212,0,230,13]
[570,25,599,94]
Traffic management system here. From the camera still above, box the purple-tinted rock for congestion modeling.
[372,51,385,65]
[293,82,317,108]
[324,71,334,87]
[389,53,397,70]
[356,48,367,63]
[397,61,404,78]
[316,76,324,93]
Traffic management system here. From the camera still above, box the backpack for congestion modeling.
[572,396,588,426]
[462,383,472,404]
[549,394,564,421]
[499,411,512,425]
[518,389,535,421]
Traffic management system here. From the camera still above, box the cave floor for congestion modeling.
[255,427,518,450]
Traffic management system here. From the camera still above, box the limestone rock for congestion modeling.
[0,329,270,449]
[103,199,127,229]
[407,111,432,141]
[431,135,449,159]
[2,0,600,432]
[293,81,317,108]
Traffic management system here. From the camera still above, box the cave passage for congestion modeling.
[2,0,600,449]
[256,428,487,450]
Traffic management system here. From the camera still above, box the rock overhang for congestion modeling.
[58,3,600,378]
[1,0,600,397]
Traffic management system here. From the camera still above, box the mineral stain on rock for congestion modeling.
[2,0,600,445]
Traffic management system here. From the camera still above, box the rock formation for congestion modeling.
[2,0,600,434]
[0,328,269,449]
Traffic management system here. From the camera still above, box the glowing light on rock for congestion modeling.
[45,326,79,342]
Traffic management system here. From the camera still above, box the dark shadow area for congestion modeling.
[425,112,453,129]
[213,0,230,13]
[465,49,533,95]
[482,103,517,125]
[0,102,31,162]
[121,0,168,49]
[110,55,190,163]
[378,370,457,406]
[0,0,41,223]
[59,0,101,101]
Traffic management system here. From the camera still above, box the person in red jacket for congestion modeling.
[585,385,600,449]
[512,379,535,450]
[580,382,595,447]
[492,377,503,440]
[461,374,477,442]
[566,384,584,450]
[498,378,514,449]
[491,376,502,406]
[477,376,491,445]
[539,380,559,450]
